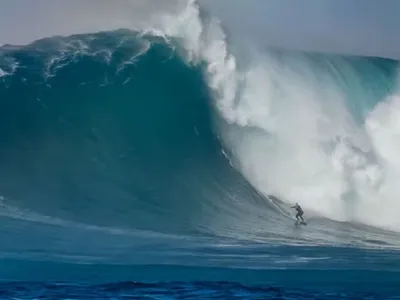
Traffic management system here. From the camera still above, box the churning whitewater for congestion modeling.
[1,1,400,277]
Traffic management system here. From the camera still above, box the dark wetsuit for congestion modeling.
[292,204,304,222]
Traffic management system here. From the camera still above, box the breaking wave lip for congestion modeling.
[123,1,400,234]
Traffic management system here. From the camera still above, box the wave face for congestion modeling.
[0,30,252,236]
[1,0,400,291]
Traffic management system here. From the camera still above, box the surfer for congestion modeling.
[291,202,305,223]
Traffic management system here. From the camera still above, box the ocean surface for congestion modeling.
[1,1,400,299]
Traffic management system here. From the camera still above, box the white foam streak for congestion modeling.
[148,1,240,130]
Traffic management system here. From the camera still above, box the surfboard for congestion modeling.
[295,220,307,226]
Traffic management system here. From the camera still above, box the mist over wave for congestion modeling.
[151,1,400,232]
[219,51,400,231]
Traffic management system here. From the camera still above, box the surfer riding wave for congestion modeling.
[291,203,305,223]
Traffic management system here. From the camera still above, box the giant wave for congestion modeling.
[1,1,400,280]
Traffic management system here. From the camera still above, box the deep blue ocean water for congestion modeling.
[1,28,400,299]
[2,280,400,299]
